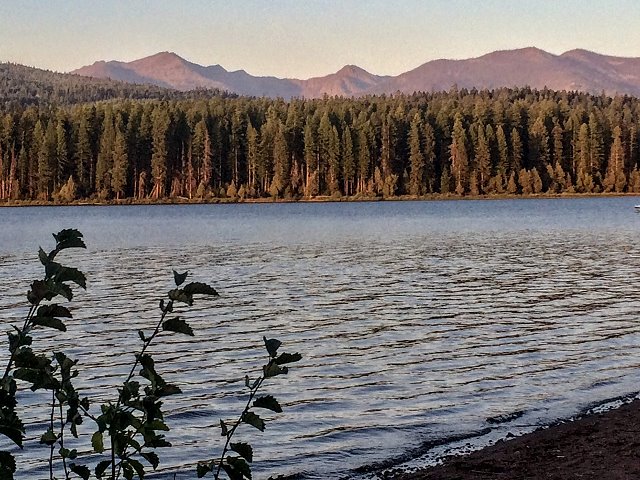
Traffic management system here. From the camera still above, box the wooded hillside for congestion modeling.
[1,83,639,202]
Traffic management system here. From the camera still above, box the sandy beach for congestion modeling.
[388,399,640,479]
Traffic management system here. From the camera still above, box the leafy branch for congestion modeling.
[0,229,87,480]
[197,337,301,480]
[92,269,218,480]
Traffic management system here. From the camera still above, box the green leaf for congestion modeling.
[253,395,282,413]
[27,279,49,305]
[220,419,229,437]
[263,362,288,379]
[156,384,182,397]
[55,266,87,289]
[183,282,218,296]
[122,462,134,480]
[31,316,67,331]
[227,456,252,479]
[141,451,160,469]
[127,458,146,479]
[0,452,16,478]
[242,411,266,432]
[168,288,193,306]
[263,337,282,358]
[0,425,23,448]
[37,304,72,318]
[59,447,78,459]
[162,317,194,336]
[53,229,86,251]
[275,352,302,365]
[69,463,91,480]
[91,431,104,453]
[222,462,245,480]
[231,442,254,462]
[138,330,146,342]
[13,367,60,391]
[38,247,49,266]
[39,429,58,446]
[95,460,111,478]
[147,419,169,431]
[173,270,188,286]
[197,462,214,478]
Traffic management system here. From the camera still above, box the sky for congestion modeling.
[1,0,640,79]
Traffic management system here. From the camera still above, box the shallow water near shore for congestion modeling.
[2,197,640,479]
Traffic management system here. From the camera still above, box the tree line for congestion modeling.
[1,86,640,202]
[0,62,232,109]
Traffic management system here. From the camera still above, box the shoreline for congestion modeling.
[1,192,640,208]
[383,395,640,480]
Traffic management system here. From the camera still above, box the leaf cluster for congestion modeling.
[0,229,87,478]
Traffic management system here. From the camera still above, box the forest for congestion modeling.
[1,64,640,202]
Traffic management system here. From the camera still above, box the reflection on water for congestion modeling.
[1,198,640,479]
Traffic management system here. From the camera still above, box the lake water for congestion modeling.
[2,197,640,479]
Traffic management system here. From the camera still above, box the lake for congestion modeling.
[2,197,640,479]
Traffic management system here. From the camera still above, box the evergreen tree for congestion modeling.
[111,126,128,199]
[150,108,171,199]
[342,125,355,195]
[474,124,491,193]
[450,114,468,195]
[603,125,626,192]
[496,124,509,176]
[96,108,115,196]
[408,113,424,196]
[423,122,436,193]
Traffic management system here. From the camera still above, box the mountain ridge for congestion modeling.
[71,48,640,98]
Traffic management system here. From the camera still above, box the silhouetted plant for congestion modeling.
[91,270,218,480]
[1,230,301,480]
[0,229,88,479]
[196,337,301,480]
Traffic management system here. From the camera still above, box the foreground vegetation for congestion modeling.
[1,229,301,479]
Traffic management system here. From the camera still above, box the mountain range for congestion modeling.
[72,47,640,99]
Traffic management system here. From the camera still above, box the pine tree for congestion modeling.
[342,126,355,196]
[511,128,523,173]
[303,122,318,197]
[37,121,57,199]
[96,109,115,196]
[150,108,171,199]
[328,126,341,196]
[423,122,436,193]
[271,123,290,198]
[356,124,371,194]
[55,117,69,190]
[246,122,259,195]
[450,114,468,195]
[496,125,509,177]
[408,113,424,196]
[111,127,128,199]
[474,124,491,193]
[75,110,92,195]
[603,125,626,192]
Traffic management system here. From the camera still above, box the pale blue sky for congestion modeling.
[1,0,639,78]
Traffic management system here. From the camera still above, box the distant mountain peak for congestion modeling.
[71,48,640,99]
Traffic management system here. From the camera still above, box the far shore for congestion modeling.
[2,192,640,208]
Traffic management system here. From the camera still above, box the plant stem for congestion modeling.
[111,303,171,480]
[59,396,70,479]
[48,389,56,480]
[2,304,37,380]
[214,375,265,480]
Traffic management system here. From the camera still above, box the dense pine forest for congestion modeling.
[2,65,640,202]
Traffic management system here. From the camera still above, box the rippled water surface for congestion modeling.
[2,198,640,479]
